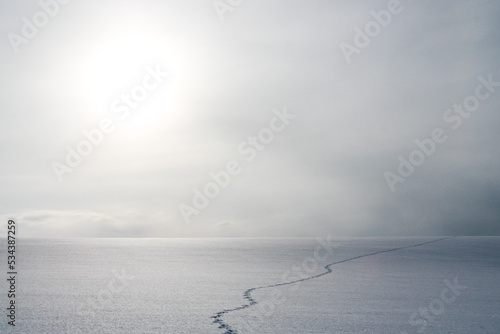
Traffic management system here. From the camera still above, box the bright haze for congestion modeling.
[1,0,499,237]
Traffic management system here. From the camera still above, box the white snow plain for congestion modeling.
[1,237,498,333]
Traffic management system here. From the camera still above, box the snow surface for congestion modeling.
[0,237,498,333]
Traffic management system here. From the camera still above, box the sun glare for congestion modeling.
[86,34,165,102]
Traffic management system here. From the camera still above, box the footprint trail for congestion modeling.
[211,237,450,334]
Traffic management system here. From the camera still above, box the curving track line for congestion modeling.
[211,237,450,334]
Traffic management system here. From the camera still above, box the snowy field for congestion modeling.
[0,237,499,333]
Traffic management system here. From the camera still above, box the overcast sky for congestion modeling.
[1,0,499,237]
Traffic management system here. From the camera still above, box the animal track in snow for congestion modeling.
[211,237,450,334]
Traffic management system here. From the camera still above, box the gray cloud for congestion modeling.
[1,0,499,237]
